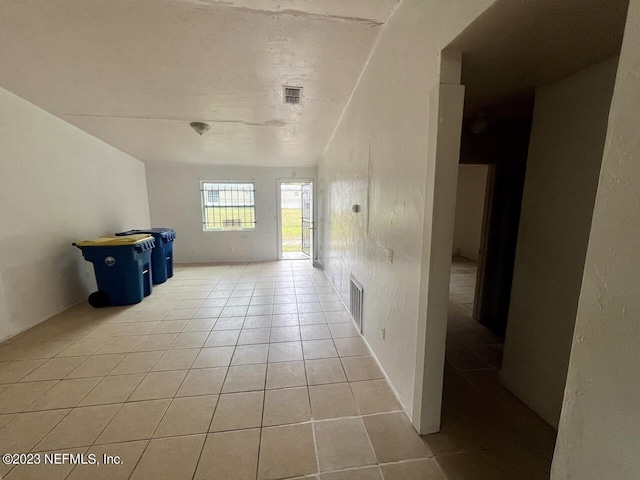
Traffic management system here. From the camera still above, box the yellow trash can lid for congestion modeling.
[74,234,153,247]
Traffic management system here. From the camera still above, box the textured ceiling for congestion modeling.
[0,0,400,166]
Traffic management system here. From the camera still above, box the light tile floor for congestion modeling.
[0,258,556,479]
[0,261,438,480]
[425,257,557,479]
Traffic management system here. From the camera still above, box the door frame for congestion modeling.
[276,179,316,262]
[412,51,466,435]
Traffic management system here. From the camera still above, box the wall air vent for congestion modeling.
[283,86,302,104]
[350,275,364,333]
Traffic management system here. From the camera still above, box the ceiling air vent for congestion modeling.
[283,86,302,104]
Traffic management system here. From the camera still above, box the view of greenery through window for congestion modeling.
[281,208,303,252]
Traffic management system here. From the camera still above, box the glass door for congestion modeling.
[301,182,313,259]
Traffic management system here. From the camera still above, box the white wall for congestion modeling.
[452,164,488,261]
[501,57,619,429]
[146,164,316,263]
[0,87,150,341]
[317,0,496,421]
[553,1,640,477]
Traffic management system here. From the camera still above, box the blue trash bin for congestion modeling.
[73,235,155,307]
[116,228,176,284]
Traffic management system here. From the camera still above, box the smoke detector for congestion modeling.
[190,122,210,136]
[283,86,303,105]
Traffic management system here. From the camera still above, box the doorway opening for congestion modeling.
[278,181,313,261]
[415,0,630,461]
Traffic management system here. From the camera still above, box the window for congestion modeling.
[201,182,256,231]
[206,189,219,206]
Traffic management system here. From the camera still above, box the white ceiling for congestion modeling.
[0,0,399,167]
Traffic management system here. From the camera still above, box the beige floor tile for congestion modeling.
[324,312,352,324]
[36,404,121,450]
[314,417,376,472]
[96,336,145,355]
[488,444,553,480]
[421,415,482,456]
[214,317,245,330]
[350,379,401,414]
[302,340,338,359]
[79,374,145,406]
[182,317,217,332]
[309,383,358,420]
[300,324,332,341]
[163,309,196,320]
[177,299,205,310]
[130,434,205,480]
[133,333,178,352]
[436,451,509,480]
[0,413,15,429]
[56,337,111,357]
[222,364,266,393]
[155,395,218,437]
[266,361,307,389]
[68,440,148,480]
[305,358,347,385]
[319,467,382,480]
[205,329,240,347]
[21,356,88,382]
[238,328,271,345]
[176,367,227,396]
[124,322,162,336]
[243,316,272,329]
[298,312,326,325]
[195,429,260,480]
[25,377,101,411]
[192,346,234,368]
[210,391,264,432]
[263,387,311,426]
[0,409,70,454]
[109,351,163,375]
[334,337,370,357]
[258,423,317,480]
[66,354,125,378]
[151,349,199,371]
[341,356,383,382]
[380,459,447,480]
[129,370,188,401]
[270,326,301,343]
[170,332,209,349]
[151,320,188,334]
[0,359,46,383]
[268,342,303,362]
[0,341,68,362]
[446,348,493,371]
[363,413,430,463]
[95,399,170,444]
[5,447,87,480]
[231,344,269,365]
[271,314,298,327]
[0,380,58,413]
[328,323,360,338]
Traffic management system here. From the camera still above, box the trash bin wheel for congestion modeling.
[88,291,111,308]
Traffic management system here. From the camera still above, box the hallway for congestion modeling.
[422,258,557,479]
[0,261,440,480]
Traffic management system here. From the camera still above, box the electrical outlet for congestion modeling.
[380,328,386,340]
[388,248,394,264]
